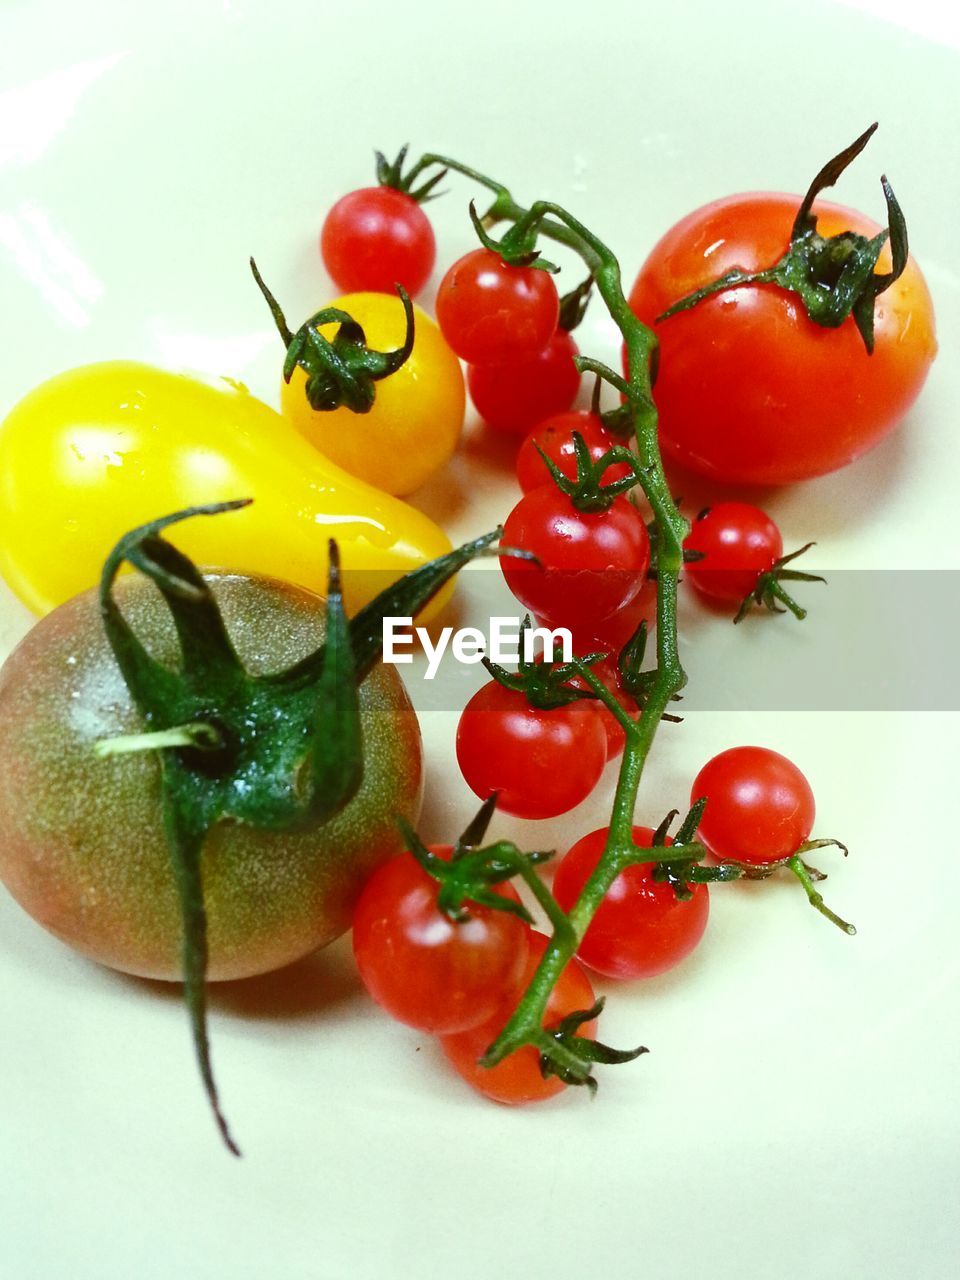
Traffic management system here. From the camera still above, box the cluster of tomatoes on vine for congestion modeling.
[314,140,898,1103]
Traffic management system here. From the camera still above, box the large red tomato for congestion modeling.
[627,194,937,484]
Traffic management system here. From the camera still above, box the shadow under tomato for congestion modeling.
[661,406,914,539]
[100,933,364,1023]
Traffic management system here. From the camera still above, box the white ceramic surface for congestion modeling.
[1,2,958,1278]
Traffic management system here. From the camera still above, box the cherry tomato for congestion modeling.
[0,573,423,981]
[567,656,637,761]
[692,746,815,865]
[280,291,464,497]
[627,194,937,484]
[436,249,560,366]
[352,846,530,1034]
[545,583,658,664]
[683,502,783,604]
[500,486,651,628]
[552,826,709,980]
[320,187,435,298]
[455,680,606,820]
[440,931,597,1105]
[467,329,580,435]
[516,410,633,493]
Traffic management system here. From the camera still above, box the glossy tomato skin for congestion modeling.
[456,680,606,820]
[516,411,633,493]
[436,249,560,365]
[684,502,782,603]
[320,187,436,298]
[468,330,580,434]
[352,846,530,1034]
[552,826,709,980]
[628,194,937,484]
[692,746,815,865]
[0,574,423,981]
[500,486,651,628]
[547,582,658,662]
[440,931,597,1105]
[281,292,464,496]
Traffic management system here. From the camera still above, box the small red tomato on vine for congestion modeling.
[500,485,650,628]
[321,186,436,298]
[684,504,826,623]
[684,503,782,603]
[352,846,530,1035]
[468,329,580,434]
[692,746,816,864]
[516,410,633,493]
[546,583,657,661]
[456,679,606,820]
[439,932,598,1105]
[552,826,709,980]
[436,248,560,365]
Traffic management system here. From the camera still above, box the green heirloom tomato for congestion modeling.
[0,572,423,981]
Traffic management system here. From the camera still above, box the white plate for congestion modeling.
[1,2,958,1277]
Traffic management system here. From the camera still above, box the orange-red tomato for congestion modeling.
[440,932,597,1105]
[628,194,937,484]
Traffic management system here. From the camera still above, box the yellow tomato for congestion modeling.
[280,292,465,495]
[0,361,453,618]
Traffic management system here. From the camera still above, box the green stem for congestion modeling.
[787,855,857,935]
[569,660,638,739]
[93,722,224,758]
[417,156,690,1072]
[414,149,701,1075]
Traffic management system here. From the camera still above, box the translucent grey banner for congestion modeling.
[351,568,960,713]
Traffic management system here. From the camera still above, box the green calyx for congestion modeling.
[468,199,560,272]
[400,796,550,926]
[657,123,909,353]
[558,273,594,332]
[539,998,648,1095]
[250,257,414,412]
[375,143,448,203]
[615,621,684,723]
[536,429,639,512]
[651,824,856,934]
[483,616,605,709]
[97,503,503,1155]
[734,542,826,624]
[578,357,648,439]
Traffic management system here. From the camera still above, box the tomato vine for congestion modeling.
[400,146,858,1087]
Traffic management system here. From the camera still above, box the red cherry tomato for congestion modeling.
[455,680,606,820]
[436,249,560,366]
[320,187,436,298]
[352,845,530,1034]
[548,583,657,661]
[692,746,816,865]
[467,330,580,435]
[683,502,783,604]
[516,410,633,493]
[552,826,709,980]
[627,194,937,484]
[440,931,597,1105]
[500,486,650,628]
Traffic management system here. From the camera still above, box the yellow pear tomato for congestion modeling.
[0,361,453,618]
[280,292,465,495]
